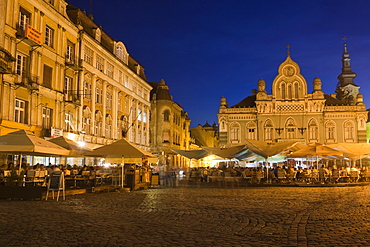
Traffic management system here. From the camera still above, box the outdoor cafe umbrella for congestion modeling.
[289,143,343,167]
[0,130,69,156]
[85,138,156,160]
[328,143,370,167]
[85,138,157,188]
[0,130,70,171]
[48,136,92,156]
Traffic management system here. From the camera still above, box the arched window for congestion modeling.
[308,119,318,141]
[116,46,125,61]
[246,122,257,140]
[230,123,240,143]
[287,84,292,99]
[264,120,273,141]
[281,83,286,99]
[325,121,336,141]
[163,110,170,122]
[294,83,299,99]
[82,106,91,135]
[344,121,355,141]
[285,118,296,139]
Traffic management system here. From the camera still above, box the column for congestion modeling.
[90,74,96,135]
[112,87,118,139]
[102,80,107,137]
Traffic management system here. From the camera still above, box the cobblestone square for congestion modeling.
[1,185,370,246]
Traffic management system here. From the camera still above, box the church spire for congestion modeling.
[337,38,357,87]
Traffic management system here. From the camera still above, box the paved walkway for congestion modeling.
[1,184,370,246]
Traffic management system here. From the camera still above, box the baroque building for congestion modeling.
[149,79,191,169]
[218,45,367,147]
[0,0,151,155]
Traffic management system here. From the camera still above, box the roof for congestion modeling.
[324,94,347,106]
[231,95,256,108]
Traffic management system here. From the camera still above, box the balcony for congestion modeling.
[64,91,81,105]
[0,47,15,74]
[15,71,39,91]
[65,56,82,71]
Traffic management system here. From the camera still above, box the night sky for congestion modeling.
[66,0,370,127]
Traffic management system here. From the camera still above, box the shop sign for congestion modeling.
[25,25,42,45]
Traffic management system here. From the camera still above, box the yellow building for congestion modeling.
[149,79,191,169]
[0,0,152,165]
[218,45,367,146]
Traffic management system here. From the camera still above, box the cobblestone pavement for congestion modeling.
[1,183,370,246]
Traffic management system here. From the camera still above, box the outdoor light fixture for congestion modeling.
[77,141,86,148]
[298,127,307,134]
[275,128,284,135]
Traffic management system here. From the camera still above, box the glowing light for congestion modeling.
[77,141,86,148]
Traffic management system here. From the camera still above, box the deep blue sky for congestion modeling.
[67,0,370,127]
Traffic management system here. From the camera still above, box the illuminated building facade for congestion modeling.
[149,79,191,168]
[0,0,151,155]
[218,45,367,147]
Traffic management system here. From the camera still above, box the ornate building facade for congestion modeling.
[149,79,191,168]
[0,0,151,155]
[218,45,367,147]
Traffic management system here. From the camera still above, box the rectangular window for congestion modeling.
[138,109,142,121]
[42,107,53,128]
[119,71,123,84]
[84,45,93,65]
[95,88,102,104]
[106,92,112,108]
[143,112,147,123]
[15,99,28,124]
[96,54,104,72]
[45,25,54,47]
[117,94,122,112]
[84,81,92,99]
[66,40,75,62]
[82,117,91,135]
[64,76,72,93]
[105,123,112,139]
[94,121,102,136]
[64,112,75,132]
[124,75,129,88]
[19,7,30,31]
[43,65,53,88]
[16,53,27,76]
[106,62,114,78]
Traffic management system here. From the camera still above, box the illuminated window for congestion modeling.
[64,112,75,132]
[42,107,53,129]
[15,99,28,124]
